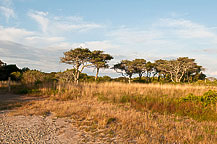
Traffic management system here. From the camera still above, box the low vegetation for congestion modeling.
[4,82,216,143]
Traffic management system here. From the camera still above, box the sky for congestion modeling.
[1,0,217,78]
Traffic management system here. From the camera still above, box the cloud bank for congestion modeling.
[0,7,217,77]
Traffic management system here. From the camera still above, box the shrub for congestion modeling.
[22,70,46,85]
[10,71,22,81]
[55,69,74,82]
[180,90,217,106]
[98,76,112,82]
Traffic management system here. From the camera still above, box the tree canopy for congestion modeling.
[60,47,93,83]
[90,50,113,80]
[155,57,204,83]
[60,47,113,83]
[113,60,136,83]
[132,59,146,80]
[113,57,205,83]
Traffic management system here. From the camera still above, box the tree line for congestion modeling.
[0,47,206,84]
[60,47,206,83]
[0,60,29,81]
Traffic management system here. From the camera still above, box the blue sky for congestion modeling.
[1,0,217,77]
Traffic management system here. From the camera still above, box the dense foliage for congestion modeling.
[0,64,21,80]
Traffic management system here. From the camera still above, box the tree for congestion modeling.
[183,65,205,82]
[155,59,168,81]
[55,69,75,83]
[90,50,113,81]
[131,59,146,80]
[113,60,136,83]
[156,57,201,83]
[145,61,155,83]
[60,47,92,84]
[21,67,30,72]
[0,60,5,67]
[22,70,46,84]
[0,64,21,81]
[11,71,22,81]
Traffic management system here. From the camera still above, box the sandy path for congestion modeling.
[0,111,111,144]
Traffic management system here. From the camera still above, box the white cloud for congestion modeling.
[0,26,34,41]
[0,0,15,20]
[82,40,119,51]
[0,25,67,49]
[158,18,217,39]
[103,18,217,78]
[108,27,166,45]
[28,11,49,33]
[107,27,177,58]
[0,40,69,72]
[28,10,103,33]
[24,36,65,48]
[108,18,217,56]
[1,11,217,78]
[55,23,103,32]
[0,6,15,20]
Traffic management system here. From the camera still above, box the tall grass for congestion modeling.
[9,82,217,143]
[0,80,20,87]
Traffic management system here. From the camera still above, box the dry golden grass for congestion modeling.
[9,82,217,143]
[36,82,217,100]
[0,81,20,87]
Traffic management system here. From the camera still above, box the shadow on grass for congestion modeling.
[0,101,23,111]
[0,87,42,111]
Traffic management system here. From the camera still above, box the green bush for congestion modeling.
[180,90,217,106]
[10,71,22,81]
[15,87,41,94]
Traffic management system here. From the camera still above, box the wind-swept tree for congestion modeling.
[156,57,201,83]
[183,65,205,82]
[60,47,92,84]
[90,50,113,81]
[113,60,136,83]
[132,59,146,80]
[145,61,155,82]
[155,59,168,81]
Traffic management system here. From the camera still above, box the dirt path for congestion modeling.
[0,92,41,103]
[0,93,116,144]
[0,111,109,143]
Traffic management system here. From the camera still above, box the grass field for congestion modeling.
[2,82,217,143]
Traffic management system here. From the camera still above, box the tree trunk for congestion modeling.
[95,68,99,81]
[158,74,160,82]
[128,75,132,84]
[187,73,189,83]
[170,72,175,82]
[139,73,142,81]
[175,73,178,83]
[152,73,157,81]
[177,71,185,83]
[146,72,149,83]
[74,71,80,84]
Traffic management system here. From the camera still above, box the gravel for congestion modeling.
[0,111,113,144]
